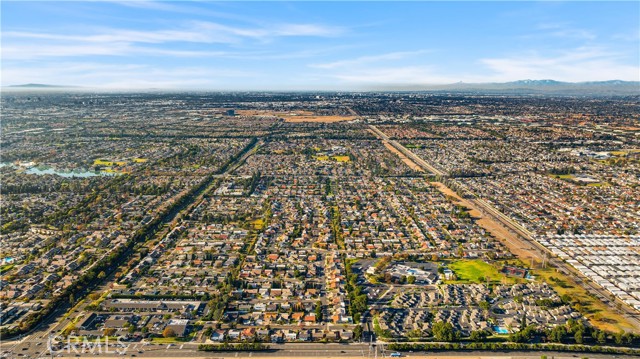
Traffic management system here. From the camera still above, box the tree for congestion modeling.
[596,330,607,344]
[574,329,584,344]
[163,327,177,338]
[103,328,117,336]
[432,321,458,342]
[315,301,323,322]
[614,331,624,345]
[407,276,416,284]
[469,330,488,342]
[548,326,566,343]
[353,325,364,341]
[479,301,491,312]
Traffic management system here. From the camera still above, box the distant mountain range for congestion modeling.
[374,80,640,95]
[5,80,640,95]
[6,83,80,89]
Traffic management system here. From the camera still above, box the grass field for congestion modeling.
[0,264,15,273]
[93,159,114,166]
[133,158,148,163]
[150,336,193,344]
[535,267,638,333]
[93,159,126,166]
[252,219,265,230]
[552,174,575,179]
[446,259,503,284]
[315,155,351,162]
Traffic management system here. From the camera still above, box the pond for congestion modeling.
[2,163,116,178]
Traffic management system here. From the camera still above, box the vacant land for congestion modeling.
[283,115,356,123]
[236,110,356,123]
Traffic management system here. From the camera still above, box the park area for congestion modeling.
[447,259,503,283]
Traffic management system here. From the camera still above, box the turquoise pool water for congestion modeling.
[493,326,509,334]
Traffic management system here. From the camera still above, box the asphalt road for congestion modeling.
[14,342,640,359]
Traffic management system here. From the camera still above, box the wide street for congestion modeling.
[8,340,640,359]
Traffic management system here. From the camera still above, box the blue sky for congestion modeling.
[2,1,639,90]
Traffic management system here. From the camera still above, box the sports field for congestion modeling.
[447,259,503,284]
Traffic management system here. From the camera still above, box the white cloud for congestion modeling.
[1,20,345,60]
[330,66,455,85]
[479,47,639,82]
[612,30,640,42]
[535,23,596,40]
[1,62,258,89]
[310,50,432,69]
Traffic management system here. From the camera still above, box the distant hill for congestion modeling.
[6,83,80,89]
[374,80,640,95]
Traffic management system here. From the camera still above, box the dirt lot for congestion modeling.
[283,115,357,123]
[236,110,356,123]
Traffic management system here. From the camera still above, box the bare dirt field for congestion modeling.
[431,182,542,263]
[283,115,357,123]
[235,110,356,123]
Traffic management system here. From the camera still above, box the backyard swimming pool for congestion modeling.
[493,326,509,334]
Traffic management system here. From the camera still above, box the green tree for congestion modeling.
[315,301,323,322]
[470,330,488,342]
[353,325,364,341]
[432,321,458,342]
[614,331,624,345]
[479,301,491,311]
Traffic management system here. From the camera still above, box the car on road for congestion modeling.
[390,352,402,357]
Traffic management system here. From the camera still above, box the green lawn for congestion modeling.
[447,259,503,284]
[151,335,194,344]
[0,264,15,273]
